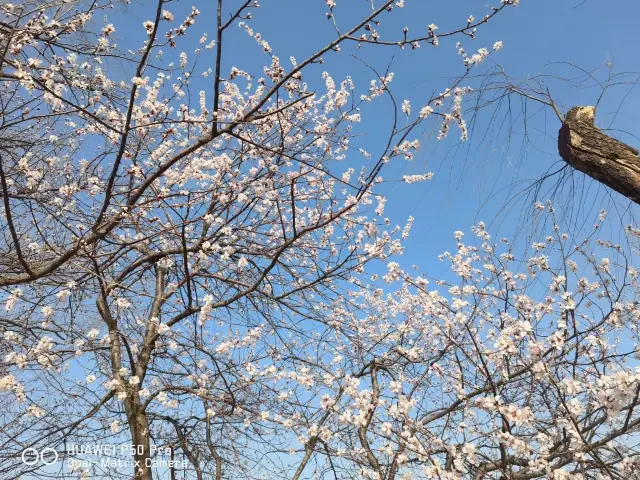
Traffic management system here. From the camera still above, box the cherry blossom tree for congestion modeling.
[6,1,639,480]
[306,208,640,479]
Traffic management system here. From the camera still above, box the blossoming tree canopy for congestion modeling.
[3,1,640,480]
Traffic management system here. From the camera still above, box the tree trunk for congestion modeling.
[126,399,153,480]
[558,106,640,204]
[100,297,153,480]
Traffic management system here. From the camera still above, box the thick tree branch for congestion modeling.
[558,106,640,204]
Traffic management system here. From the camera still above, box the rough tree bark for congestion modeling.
[558,106,640,204]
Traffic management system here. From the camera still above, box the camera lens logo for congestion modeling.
[21,448,59,466]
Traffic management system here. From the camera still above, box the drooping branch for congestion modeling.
[558,106,640,204]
